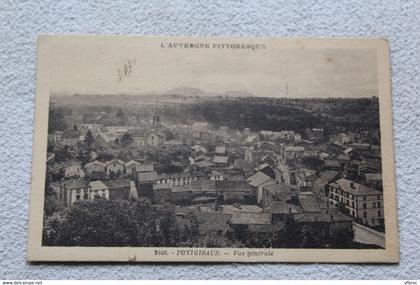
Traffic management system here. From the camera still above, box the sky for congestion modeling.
[45,37,379,98]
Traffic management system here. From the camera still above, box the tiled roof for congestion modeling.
[57,178,86,189]
[84,160,107,168]
[104,178,131,189]
[220,204,262,215]
[247,171,273,187]
[215,146,226,154]
[194,211,232,233]
[194,160,214,168]
[89,180,109,191]
[262,183,293,195]
[135,164,155,173]
[298,192,323,213]
[313,171,338,188]
[105,159,124,166]
[216,181,251,192]
[125,160,142,167]
[294,210,353,223]
[230,212,271,225]
[268,201,303,215]
[333,178,382,196]
[137,171,158,183]
[212,156,229,164]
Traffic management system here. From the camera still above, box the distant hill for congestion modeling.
[164,87,219,97]
[222,90,255,98]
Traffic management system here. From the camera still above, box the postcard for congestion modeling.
[27,35,399,262]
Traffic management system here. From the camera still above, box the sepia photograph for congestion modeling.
[28,36,399,262]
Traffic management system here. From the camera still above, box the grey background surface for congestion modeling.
[1,0,419,279]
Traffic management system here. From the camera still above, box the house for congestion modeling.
[247,171,276,202]
[62,161,84,178]
[124,160,143,176]
[226,169,247,181]
[260,154,277,167]
[230,212,272,237]
[244,135,258,144]
[259,183,293,205]
[364,173,383,190]
[53,131,63,144]
[104,178,131,200]
[137,171,158,184]
[133,136,146,146]
[274,160,296,185]
[209,170,225,181]
[218,204,262,214]
[194,160,215,169]
[244,148,273,166]
[294,207,353,239]
[212,156,229,165]
[191,180,217,196]
[323,159,342,171]
[56,179,88,207]
[95,133,112,145]
[254,163,275,179]
[191,144,207,154]
[50,161,84,179]
[216,126,229,138]
[232,159,253,176]
[89,180,110,200]
[152,184,172,203]
[105,159,125,177]
[215,146,226,155]
[194,211,232,236]
[281,146,305,161]
[134,164,155,173]
[79,123,103,133]
[216,181,253,203]
[146,132,166,147]
[84,160,107,177]
[298,192,326,213]
[60,130,80,146]
[170,185,193,203]
[305,128,324,142]
[192,121,209,132]
[328,178,384,227]
[312,170,339,196]
[295,168,318,189]
[243,128,251,136]
[156,172,204,186]
[194,154,211,162]
[134,170,158,199]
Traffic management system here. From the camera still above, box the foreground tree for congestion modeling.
[43,198,199,247]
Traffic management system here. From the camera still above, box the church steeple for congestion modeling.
[152,97,161,130]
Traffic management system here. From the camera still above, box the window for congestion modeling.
[377,201,381,208]
[363,196,367,201]
[377,195,381,200]
[373,202,376,208]
[378,210,382,217]
[363,211,367,218]
[363,203,367,209]
[352,201,355,208]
